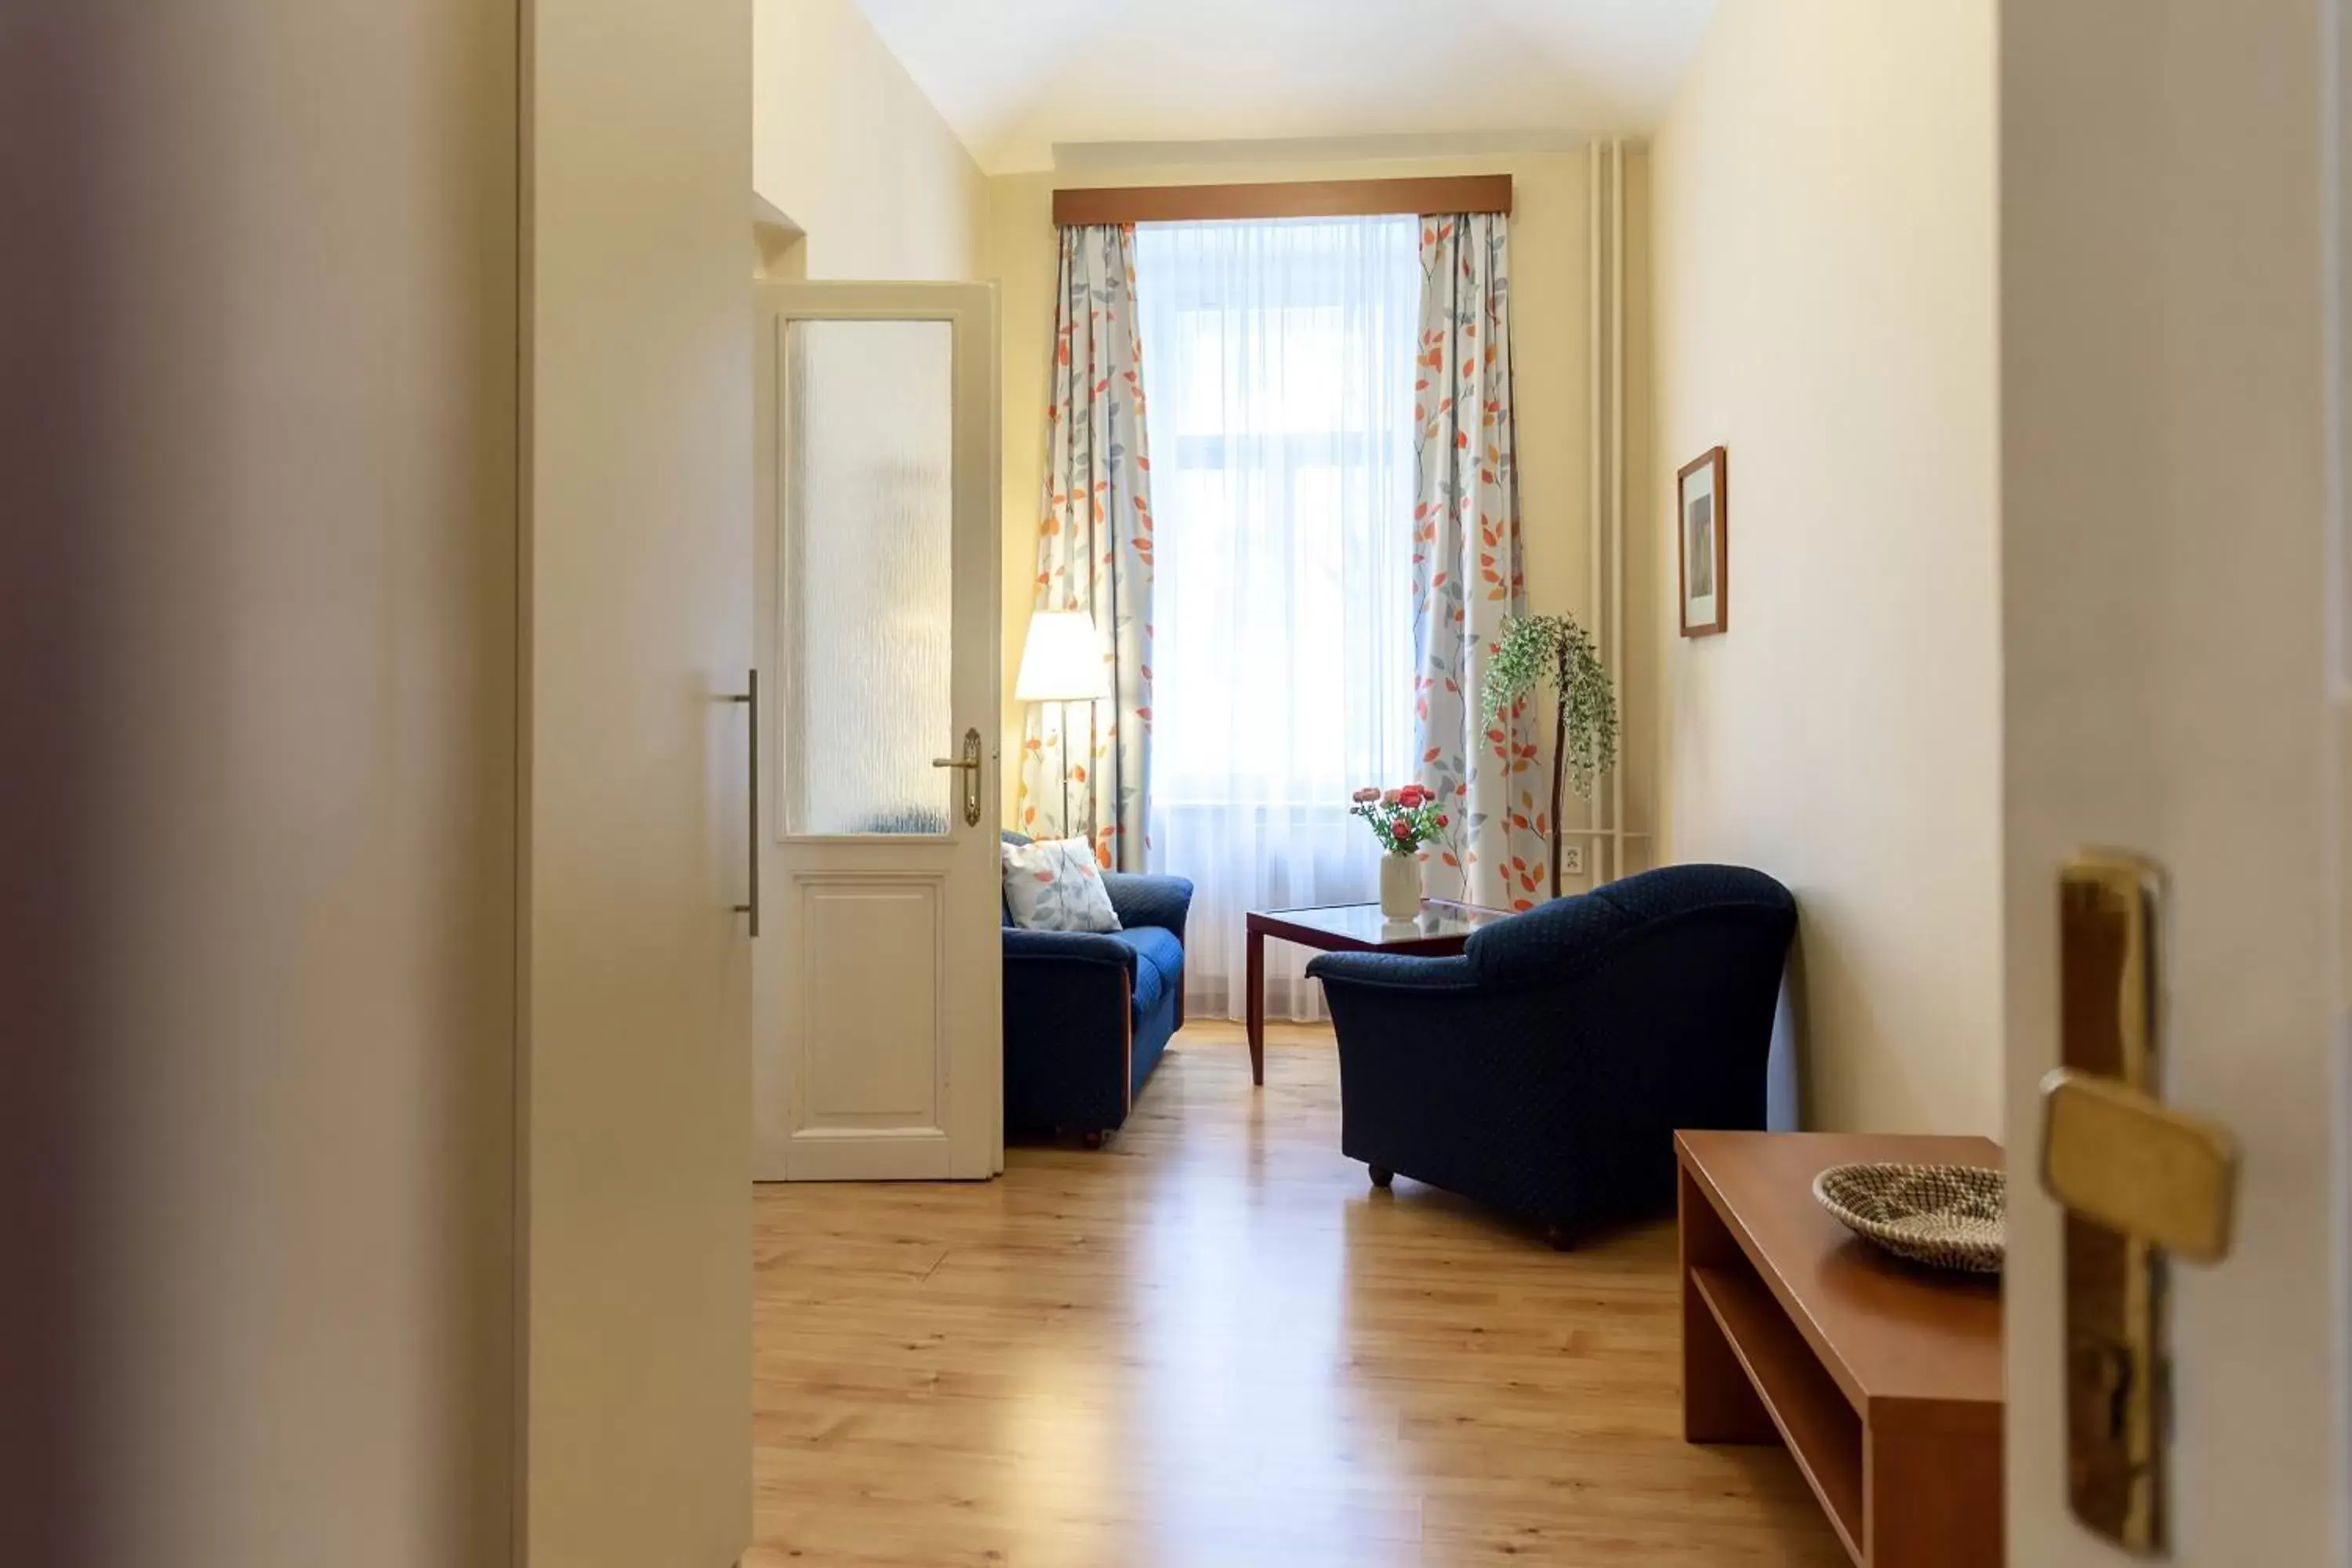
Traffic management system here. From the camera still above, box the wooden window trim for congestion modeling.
[1051,175,1512,228]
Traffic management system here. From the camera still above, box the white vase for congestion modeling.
[1379,854,1422,920]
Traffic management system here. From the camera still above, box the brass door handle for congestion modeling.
[2040,1068,2238,1263]
[2045,850,2241,1556]
[933,728,983,826]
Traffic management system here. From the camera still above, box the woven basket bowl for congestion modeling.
[1811,1162,2005,1274]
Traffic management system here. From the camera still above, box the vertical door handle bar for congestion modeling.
[729,670,759,937]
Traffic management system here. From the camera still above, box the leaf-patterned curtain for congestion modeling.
[1016,224,1155,869]
[1410,212,1548,910]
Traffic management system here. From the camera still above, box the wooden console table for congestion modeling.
[1677,1131,2004,1568]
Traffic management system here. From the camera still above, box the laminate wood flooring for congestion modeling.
[751,1023,1846,1567]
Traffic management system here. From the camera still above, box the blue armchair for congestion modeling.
[1001,833,1195,1145]
[1306,864,1796,1245]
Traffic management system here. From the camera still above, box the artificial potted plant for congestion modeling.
[1480,614,1619,899]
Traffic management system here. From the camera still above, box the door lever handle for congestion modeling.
[2040,1068,2238,1263]
[933,728,983,826]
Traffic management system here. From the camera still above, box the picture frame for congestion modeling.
[1677,445,1728,637]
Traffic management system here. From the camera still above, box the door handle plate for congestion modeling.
[2045,851,2238,1558]
[931,727,982,826]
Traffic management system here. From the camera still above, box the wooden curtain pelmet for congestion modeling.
[1051,175,1512,228]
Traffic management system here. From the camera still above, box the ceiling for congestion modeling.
[855,0,1720,175]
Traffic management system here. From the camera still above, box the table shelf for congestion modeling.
[1693,1262,1864,1562]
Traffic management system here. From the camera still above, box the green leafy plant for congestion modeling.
[1479,613,1618,898]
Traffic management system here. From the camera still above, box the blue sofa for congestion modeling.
[1001,833,1195,1145]
[1306,864,1796,1245]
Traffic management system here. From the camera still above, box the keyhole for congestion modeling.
[2097,1342,2135,1439]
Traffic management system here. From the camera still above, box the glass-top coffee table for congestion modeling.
[1243,899,1515,1086]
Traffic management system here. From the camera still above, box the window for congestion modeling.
[1135,215,1421,1018]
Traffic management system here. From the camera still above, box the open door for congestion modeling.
[519,0,753,1564]
[753,281,1004,1181]
[2001,0,2349,1559]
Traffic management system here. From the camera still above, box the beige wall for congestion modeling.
[1650,2,2001,1134]
[753,0,986,278]
[985,152,1654,862]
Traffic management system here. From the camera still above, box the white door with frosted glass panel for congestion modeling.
[2002,0,2347,1560]
[753,283,1002,1181]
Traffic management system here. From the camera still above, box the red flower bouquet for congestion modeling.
[1348,784,1449,858]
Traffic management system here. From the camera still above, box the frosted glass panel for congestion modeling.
[782,319,954,835]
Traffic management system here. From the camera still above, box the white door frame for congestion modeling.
[752,281,1003,1182]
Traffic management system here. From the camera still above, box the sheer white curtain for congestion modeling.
[1135,216,1421,1021]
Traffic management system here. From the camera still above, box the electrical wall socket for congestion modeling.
[1562,844,1585,877]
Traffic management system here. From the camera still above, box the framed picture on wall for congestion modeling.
[1678,446,1728,637]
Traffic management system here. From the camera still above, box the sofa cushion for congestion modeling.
[1001,836,1122,933]
[1107,924,1184,1014]
[1130,978,1179,1096]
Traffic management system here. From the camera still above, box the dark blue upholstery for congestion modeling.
[1103,872,1192,941]
[1307,864,1795,1240]
[1109,925,1184,1017]
[1000,832,1196,1141]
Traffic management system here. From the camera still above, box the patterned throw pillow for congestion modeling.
[1000,837,1122,933]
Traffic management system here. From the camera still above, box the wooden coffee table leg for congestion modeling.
[1244,924,1265,1087]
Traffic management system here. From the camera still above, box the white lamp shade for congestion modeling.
[1015,611,1112,702]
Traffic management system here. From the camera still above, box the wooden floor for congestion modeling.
[751,1023,1846,1567]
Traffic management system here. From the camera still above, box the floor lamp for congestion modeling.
[1015,610,1112,839]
